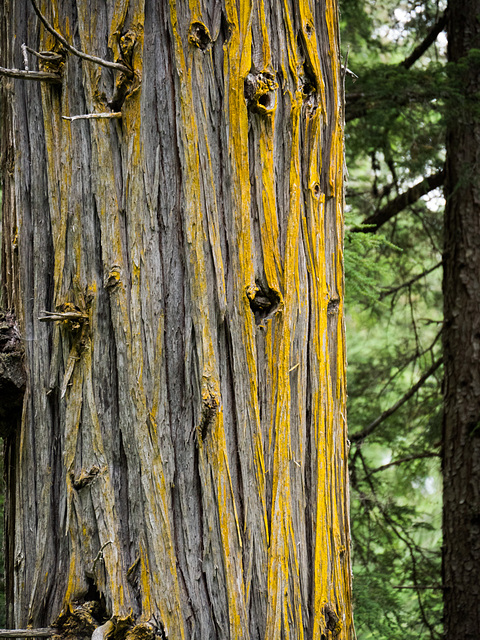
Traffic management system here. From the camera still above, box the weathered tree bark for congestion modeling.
[443,1,480,637]
[0,1,352,638]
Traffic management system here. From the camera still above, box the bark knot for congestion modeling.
[323,603,342,637]
[247,282,281,324]
[105,266,122,290]
[299,60,320,114]
[198,391,220,440]
[38,43,67,74]
[244,71,278,115]
[188,22,212,50]
[70,465,102,490]
[327,297,340,315]
[119,31,136,66]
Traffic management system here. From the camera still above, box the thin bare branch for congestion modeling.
[355,450,442,639]
[0,66,61,82]
[377,327,443,398]
[24,45,63,63]
[379,261,443,300]
[393,585,443,590]
[346,86,439,122]
[350,357,443,443]
[62,113,122,122]
[0,631,58,638]
[29,0,132,77]
[39,310,88,322]
[353,170,445,233]
[368,451,440,475]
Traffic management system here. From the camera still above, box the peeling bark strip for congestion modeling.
[0,0,353,638]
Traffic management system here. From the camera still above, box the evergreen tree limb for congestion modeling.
[353,169,445,233]
[346,86,439,122]
[350,357,443,444]
[346,12,447,122]
[400,11,448,70]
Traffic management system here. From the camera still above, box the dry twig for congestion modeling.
[29,0,132,77]
[0,65,61,82]
[62,113,122,122]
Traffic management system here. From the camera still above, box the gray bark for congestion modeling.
[442,1,480,637]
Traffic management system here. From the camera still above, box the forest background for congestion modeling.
[0,0,465,638]
[342,0,447,638]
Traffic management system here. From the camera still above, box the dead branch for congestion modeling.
[354,449,441,638]
[29,0,133,77]
[38,310,88,322]
[376,328,442,398]
[62,112,122,122]
[0,66,61,82]
[401,11,448,70]
[392,585,444,590]
[352,169,445,233]
[0,631,58,638]
[23,45,63,63]
[346,87,440,122]
[368,451,440,475]
[379,261,443,300]
[350,357,443,443]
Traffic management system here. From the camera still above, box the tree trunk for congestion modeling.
[0,1,352,638]
[443,1,480,637]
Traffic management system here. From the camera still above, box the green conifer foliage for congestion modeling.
[341,1,446,638]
